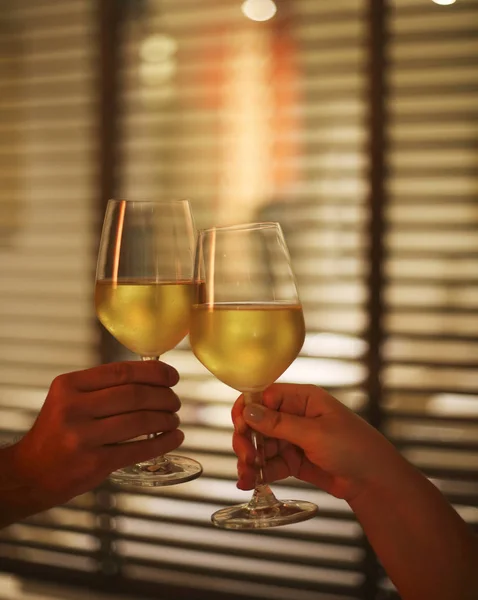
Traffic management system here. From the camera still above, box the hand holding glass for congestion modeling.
[95,199,202,487]
[190,222,318,528]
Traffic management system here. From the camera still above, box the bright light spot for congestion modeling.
[198,404,232,427]
[241,0,277,22]
[432,0,456,5]
[302,332,367,359]
[455,506,478,524]
[279,357,366,387]
[429,393,478,417]
[175,378,238,403]
[116,494,214,522]
[140,34,177,63]
[0,575,22,598]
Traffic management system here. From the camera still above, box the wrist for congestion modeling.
[347,439,417,511]
[0,442,52,527]
[345,422,413,508]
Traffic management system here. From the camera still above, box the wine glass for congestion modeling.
[190,222,318,528]
[95,199,203,487]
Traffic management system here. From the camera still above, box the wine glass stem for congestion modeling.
[141,356,170,470]
[243,391,266,487]
[243,391,281,513]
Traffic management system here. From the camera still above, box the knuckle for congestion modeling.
[269,410,283,432]
[50,374,70,395]
[145,360,173,385]
[47,388,76,424]
[62,428,83,454]
[111,361,133,385]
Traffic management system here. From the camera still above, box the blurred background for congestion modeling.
[0,0,477,599]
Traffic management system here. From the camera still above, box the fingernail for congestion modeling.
[243,404,266,422]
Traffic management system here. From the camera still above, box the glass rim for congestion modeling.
[198,221,281,235]
[107,198,191,205]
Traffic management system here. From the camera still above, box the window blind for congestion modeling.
[0,0,101,582]
[381,0,478,596]
[0,1,477,600]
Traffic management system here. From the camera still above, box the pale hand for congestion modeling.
[232,383,398,503]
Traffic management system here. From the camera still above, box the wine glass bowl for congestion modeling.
[190,222,318,528]
[95,199,203,487]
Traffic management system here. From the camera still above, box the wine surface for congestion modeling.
[190,303,305,392]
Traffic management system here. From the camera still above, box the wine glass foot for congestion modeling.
[109,454,203,487]
[211,499,318,530]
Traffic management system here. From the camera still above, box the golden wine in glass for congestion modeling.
[190,222,318,528]
[95,199,203,487]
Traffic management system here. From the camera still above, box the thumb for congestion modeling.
[243,404,311,448]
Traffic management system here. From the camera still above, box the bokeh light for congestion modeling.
[241,0,277,22]
[140,34,177,62]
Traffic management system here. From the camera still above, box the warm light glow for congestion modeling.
[429,394,478,416]
[302,332,367,359]
[432,0,456,4]
[139,60,175,83]
[279,357,366,387]
[241,0,277,22]
[139,34,177,93]
[140,34,177,63]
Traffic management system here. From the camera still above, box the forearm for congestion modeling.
[349,447,478,600]
[0,444,51,528]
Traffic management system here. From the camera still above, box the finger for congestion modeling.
[232,432,279,464]
[82,386,181,418]
[86,411,180,446]
[231,395,247,434]
[263,383,335,418]
[232,432,252,463]
[237,456,335,494]
[242,403,316,448]
[103,429,185,472]
[64,361,179,392]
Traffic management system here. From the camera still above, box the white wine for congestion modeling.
[190,303,305,392]
[96,279,194,357]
